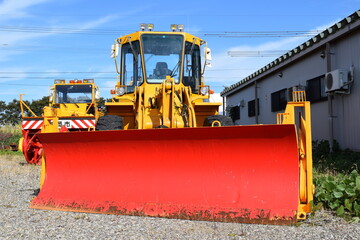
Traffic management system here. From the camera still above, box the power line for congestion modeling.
[0,71,114,74]
[0,83,114,89]
[0,25,324,37]
[202,31,321,38]
[0,13,343,17]
[0,82,233,89]
[0,25,127,35]
[0,69,254,74]
[0,76,116,79]
[228,50,289,57]
[0,76,244,80]
[0,83,48,86]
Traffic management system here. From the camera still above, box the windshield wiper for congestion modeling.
[128,37,138,63]
[170,60,181,77]
[68,99,79,108]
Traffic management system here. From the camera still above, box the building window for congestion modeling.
[248,99,259,117]
[228,106,240,121]
[271,89,287,112]
[306,75,327,102]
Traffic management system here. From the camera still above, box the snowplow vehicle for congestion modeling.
[30,24,313,225]
[19,79,100,164]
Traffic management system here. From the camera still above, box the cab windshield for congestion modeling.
[141,34,183,84]
[55,84,93,103]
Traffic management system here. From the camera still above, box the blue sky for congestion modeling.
[0,0,359,103]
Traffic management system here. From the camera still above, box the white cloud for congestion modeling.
[0,1,154,64]
[0,67,27,83]
[0,0,50,20]
[63,14,119,33]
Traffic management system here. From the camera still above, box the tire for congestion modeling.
[96,115,124,130]
[154,125,168,128]
[204,115,234,127]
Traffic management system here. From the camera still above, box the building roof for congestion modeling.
[220,10,360,97]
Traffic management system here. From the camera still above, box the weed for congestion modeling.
[0,150,22,156]
[0,124,22,152]
[313,140,360,174]
[314,170,360,220]
[74,214,87,220]
[313,140,360,221]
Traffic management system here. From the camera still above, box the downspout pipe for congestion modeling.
[326,42,334,151]
[223,96,226,116]
[255,81,259,124]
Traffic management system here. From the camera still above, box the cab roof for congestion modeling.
[116,31,205,46]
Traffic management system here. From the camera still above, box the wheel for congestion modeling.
[204,115,234,127]
[96,115,124,130]
[154,125,168,128]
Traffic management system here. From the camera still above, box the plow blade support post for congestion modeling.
[31,125,299,224]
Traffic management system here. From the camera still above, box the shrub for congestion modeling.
[313,140,360,174]
[314,170,360,220]
[0,124,22,151]
[312,140,360,221]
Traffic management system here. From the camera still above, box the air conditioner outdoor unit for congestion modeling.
[325,69,348,92]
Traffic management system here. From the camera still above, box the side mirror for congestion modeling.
[204,47,212,61]
[110,43,119,59]
[95,88,100,100]
[49,87,54,103]
[204,47,212,67]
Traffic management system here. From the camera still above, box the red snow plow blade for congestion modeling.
[31,125,300,224]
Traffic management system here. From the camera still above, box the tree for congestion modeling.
[0,97,49,126]
[97,97,112,114]
[0,99,23,125]
[29,96,49,116]
[0,101,6,115]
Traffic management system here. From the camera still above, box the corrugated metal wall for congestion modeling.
[332,31,360,150]
[226,30,360,151]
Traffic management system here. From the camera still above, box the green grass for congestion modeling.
[0,123,22,135]
[313,140,360,174]
[0,124,22,151]
[313,169,360,221]
[313,140,360,222]
[0,150,22,155]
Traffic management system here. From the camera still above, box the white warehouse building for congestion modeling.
[221,10,360,151]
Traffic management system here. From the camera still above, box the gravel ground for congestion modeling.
[1,155,359,240]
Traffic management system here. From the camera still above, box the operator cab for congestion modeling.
[51,80,97,104]
[114,24,207,95]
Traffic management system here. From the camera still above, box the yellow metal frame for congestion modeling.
[116,31,204,46]
[19,94,38,117]
[107,31,221,129]
[277,91,313,220]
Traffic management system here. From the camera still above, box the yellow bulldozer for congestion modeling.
[30,24,313,225]
[19,79,101,164]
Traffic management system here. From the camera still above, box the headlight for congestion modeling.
[147,24,154,31]
[117,87,126,96]
[177,24,184,32]
[83,79,94,83]
[140,23,146,31]
[200,86,209,95]
[54,79,65,84]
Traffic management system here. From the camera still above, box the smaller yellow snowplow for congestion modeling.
[19,79,101,164]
